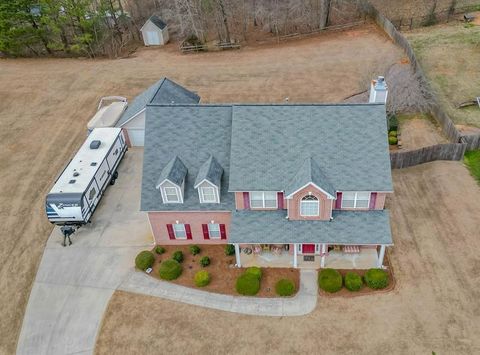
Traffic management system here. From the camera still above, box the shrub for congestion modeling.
[200,256,211,267]
[189,245,201,255]
[154,246,165,255]
[225,244,235,256]
[275,279,296,297]
[172,250,184,263]
[135,250,155,271]
[194,270,210,287]
[344,272,363,292]
[318,268,343,293]
[388,114,398,131]
[245,266,262,280]
[236,273,260,296]
[388,136,398,145]
[364,268,389,289]
[389,130,397,137]
[158,260,182,280]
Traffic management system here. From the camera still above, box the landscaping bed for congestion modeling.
[139,245,300,298]
[318,254,395,297]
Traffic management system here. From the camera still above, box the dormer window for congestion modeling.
[195,155,223,204]
[300,195,319,216]
[164,186,180,203]
[156,156,187,204]
[200,186,217,203]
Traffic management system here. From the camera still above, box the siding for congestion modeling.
[148,211,231,245]
[235,192,244,209]
[288,184,332,221]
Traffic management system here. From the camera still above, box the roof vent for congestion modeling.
[90,162,97,166]
[73,172,80,177]
[69,179,76,184]
[90,140,101,149]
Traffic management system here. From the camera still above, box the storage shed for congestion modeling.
[116,78,200,146]
[141,15,169,46]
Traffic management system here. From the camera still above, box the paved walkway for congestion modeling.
[120,269,317,317]
[17,150,318,355]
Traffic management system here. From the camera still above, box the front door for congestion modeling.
[302,244,315,254]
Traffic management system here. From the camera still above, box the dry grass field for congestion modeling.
[405,19,480,128]
[0,25,403,354]
[96,161,480,355]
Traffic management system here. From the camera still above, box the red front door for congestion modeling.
[302,244,315,254]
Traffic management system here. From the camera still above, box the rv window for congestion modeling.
[89,187,96,200]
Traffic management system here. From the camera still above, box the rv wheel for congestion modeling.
[110,178,116,185]
[113,171,119,179]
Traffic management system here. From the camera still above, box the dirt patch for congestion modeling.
[397,113,448,150]
[147,245,299,297]
[95,161,480,354]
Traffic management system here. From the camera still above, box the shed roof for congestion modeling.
[229,210,393,245]
[116,78,200,127]
[145,15,167,30]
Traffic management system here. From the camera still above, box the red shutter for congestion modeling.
[277,192,284,209]
[243,192,250,209]
[166,224,175,239]
[369,192,377,210]
[185,224,192,239]
[335,192,342,209]
[202,224,210,239]
[220,224,227,240]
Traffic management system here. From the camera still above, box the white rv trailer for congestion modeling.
[46,127,127,225]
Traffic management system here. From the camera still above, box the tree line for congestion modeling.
[0,0,362,57]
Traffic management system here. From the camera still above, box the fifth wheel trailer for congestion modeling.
[46,127,127,226]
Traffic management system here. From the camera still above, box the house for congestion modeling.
[116,78,200,146]
[141,15,169,46]
[140,81,393,269]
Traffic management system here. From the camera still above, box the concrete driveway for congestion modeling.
[17,149,152,355]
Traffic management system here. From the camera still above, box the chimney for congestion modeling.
[369,76,388,104]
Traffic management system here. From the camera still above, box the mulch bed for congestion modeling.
[319,253,396,298]
[147,245,300,298]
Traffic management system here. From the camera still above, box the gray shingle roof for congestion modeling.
[285,157,335,197]
[141,105,234,211]
[148,15,167,30]
[229,104,393,192]
[230,210,393,245]
[116,78,200,127]
[156,156,187,187]
[194,155,223,188]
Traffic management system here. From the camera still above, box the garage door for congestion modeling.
[127,129,144,146]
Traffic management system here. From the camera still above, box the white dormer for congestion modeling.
[157,179,184,204]
[156,156,187,204]
[194,155,223,204]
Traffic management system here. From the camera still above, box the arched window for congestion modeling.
[300,195,319,216]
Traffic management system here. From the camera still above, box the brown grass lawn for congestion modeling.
[95,161,480,355]
[0,24,403,354]
[405,19,480,128]
[148,245,299,297]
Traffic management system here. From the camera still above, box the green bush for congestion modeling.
[245,266,262,280]
[344,272,363,292]
[158,260,182,280]
[388,114,398,131]
[225,244,235,256]
[200,256,210,267]
[194,270,210,287]
[275,279,296,297]
[154,246,165,255]
[236,273,260,296]
[189,245,201,255]
[389,130,397,137]
[318,268,343,293]
[388,136,398,145]
[364,268,389,289]
[135,250,155,271]
[172,250,184,263]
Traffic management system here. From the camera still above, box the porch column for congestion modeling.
[320,243,327,268]
[234,244,241,267]
[293,243,298,268]
[377,245,386,268]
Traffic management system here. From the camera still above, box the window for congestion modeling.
[250,191,277,209]
[164,186,180,203]
[342,192,370,209]
[300,195,319,216]
[200,186,217,203]
[173,224,186,239]
[208,223,221,239]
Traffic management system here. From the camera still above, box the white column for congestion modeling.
[320,243,327,268]
[293,244,298,268]
[234,244,241,267]
[377,245,386,268]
